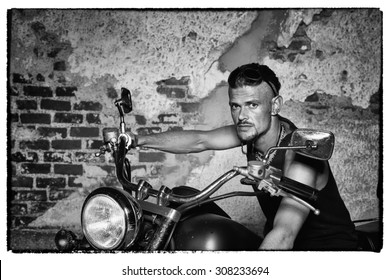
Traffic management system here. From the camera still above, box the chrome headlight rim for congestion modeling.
[81,187,142,250]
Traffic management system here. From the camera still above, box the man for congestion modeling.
[132,63,358,250]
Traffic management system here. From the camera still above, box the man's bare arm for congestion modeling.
[137,125,241,154]
[259,153,325,250]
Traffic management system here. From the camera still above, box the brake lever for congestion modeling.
[235,166,320,215]
[279,189,320,215]
[95,144,111,157]
[257,179,320,215]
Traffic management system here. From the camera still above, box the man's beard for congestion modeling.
[236,122,257,142]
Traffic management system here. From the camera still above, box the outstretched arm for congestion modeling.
[137,125,242,154]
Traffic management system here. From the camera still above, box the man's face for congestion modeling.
[228,83,274,142]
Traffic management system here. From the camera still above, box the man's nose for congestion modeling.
[238,107,248,121]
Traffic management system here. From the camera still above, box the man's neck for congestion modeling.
[253,117,281,155]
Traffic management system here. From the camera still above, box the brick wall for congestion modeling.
[9,69,199,228]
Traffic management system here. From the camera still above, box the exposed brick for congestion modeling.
[54,113,83,124]
[156,76,190,86]
[69,177,83,188]
[19,140,50,150]
[156,85,187,98]
[49,189,75,201]
[101,165,116,176]
[370,91,380,105]
[86,113,101,124]
[12,190,47,201]
[288,37,311,53]
[30,21,45,34]
[139,152,166,162]
[21,163,51,174]
[305,92,320,102]
[152,113,179,124]
[86,140,104,150]
[36,177,66,189]
[12,216,37,227]
[13,73,33,84]
[369,91,381,115]
[53,60,66,71]
[36,73,45,81]
[107,87,118,99]
[135,115,147,125]
[24,86,53,97]
[187,31,198,40]
[11,152,38,162]
[57,76,67,84]
[37,127,67,138]
[178,102,200,113]
[10,203,28,215]
[102,176,119,186]
[150,164,162,176]
[16,100,38,110]
[41,99,71,111]
[33,46,45,58]
[136,127,162,135]
[11,176,34,188]
[43,151,72,162]
[9,85,20,96]
[55,86,77,97]
[11,163,16,176]
[20,113,51,124]
[74,101,103,111]
[48,47,62,58]
[75,152,104,163]
[312,9,334,21]
[70,127,99,137]
[54,164,83,175]
[29,201,56,214]
[316,50,325,60]
[51,140,82,150]
[131,165,147,177]
[167,126,184,132]
[11,114,19,122]
[288,53,297,62]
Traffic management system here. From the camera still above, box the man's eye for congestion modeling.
[249,103,258,109]
[230,104,239,110]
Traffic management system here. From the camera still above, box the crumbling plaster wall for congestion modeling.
[9,9,381,237]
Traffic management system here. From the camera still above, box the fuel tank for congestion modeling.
[171,213,262,251]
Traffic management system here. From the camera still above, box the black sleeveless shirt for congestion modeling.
[246,117,358,250]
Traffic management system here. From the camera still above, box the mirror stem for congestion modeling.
[264,143,318,161]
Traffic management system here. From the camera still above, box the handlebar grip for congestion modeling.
[278,176,319,202]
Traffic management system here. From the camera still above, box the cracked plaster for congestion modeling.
[267,9,381,108]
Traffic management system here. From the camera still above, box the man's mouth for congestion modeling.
[237,123,253,131]
[237,122,253,128]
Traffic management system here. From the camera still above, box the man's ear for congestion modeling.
[271,95,283,116]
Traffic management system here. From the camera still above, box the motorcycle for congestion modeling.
[54,88,344,252]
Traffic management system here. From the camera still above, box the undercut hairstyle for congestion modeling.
[228,63,281,96]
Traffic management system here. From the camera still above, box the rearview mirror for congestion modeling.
[120,88,133,114]
[290,129,335,160]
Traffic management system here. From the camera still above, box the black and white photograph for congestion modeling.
[2,4,387,280]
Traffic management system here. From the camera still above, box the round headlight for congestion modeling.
[81,188,142,250]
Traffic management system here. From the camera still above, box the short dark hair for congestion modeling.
[228,63,281,96]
